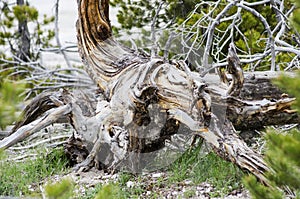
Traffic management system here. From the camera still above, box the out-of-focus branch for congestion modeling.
[203,0,239,68]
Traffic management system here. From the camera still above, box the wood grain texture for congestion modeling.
[1,0,299,186]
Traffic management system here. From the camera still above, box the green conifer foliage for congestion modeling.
[45,179,74,199]
[292,0,300,30]
[276,72,300,111]
[243,72,300,199]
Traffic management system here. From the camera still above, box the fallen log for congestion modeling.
[1,0,299,186]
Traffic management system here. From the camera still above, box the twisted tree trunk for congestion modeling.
[1,0,299,186]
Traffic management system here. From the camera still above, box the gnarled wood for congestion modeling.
[76,0,147,92]
[1,0,300,187]
[74,1,300,183]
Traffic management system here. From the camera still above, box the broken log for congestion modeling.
[1,0,299,186]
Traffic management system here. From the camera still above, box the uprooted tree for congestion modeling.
[0,0,300,186]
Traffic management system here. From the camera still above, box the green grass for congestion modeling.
[168,146,244,197]
[0,145,244,198]
[84,146,244,199]
[0,147,69,197]
[117,174,146,198]
[79,184,103,199]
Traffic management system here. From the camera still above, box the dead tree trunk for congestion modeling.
[16,0,30,62]
[1,0,299,186]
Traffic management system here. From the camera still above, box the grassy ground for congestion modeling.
[0,148,69,197]
[168,147,243,197]
[0,145,244,198]
[79,148,244,198]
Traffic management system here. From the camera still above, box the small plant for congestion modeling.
[94,183,124,199]
[45,178,74,199]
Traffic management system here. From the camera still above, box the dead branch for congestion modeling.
[0,104,71,149]
[171,0,300,72]
[150,2,163,58]
[0,56,94,99]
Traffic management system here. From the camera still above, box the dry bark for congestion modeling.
[1,0,299,186]
[16,0,31,62]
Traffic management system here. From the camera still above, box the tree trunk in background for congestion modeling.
[16,0,30,61]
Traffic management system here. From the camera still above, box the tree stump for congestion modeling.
[1,0,299,186]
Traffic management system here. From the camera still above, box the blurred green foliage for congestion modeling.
[292,0,300,30]
[0,78,26,129]
[13,4,38,22]
[45,178,75,199]
[110,0,195,54]
[110,0,194,30]
[275,71,300,111]
[94,184,124,199]
[244,128,300,199]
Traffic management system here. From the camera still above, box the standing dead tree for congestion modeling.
[0,0,299,186]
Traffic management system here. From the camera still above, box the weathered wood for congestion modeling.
[0,78,297,182]
[226,43,244,96]
[226,97,299,130]
[0,103,71,149]
[1,0,300,187]
[11,92,66,133]
[73,0,299,182]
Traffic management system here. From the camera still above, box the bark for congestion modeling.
[16,0,31,61]
[1,0,299,186]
